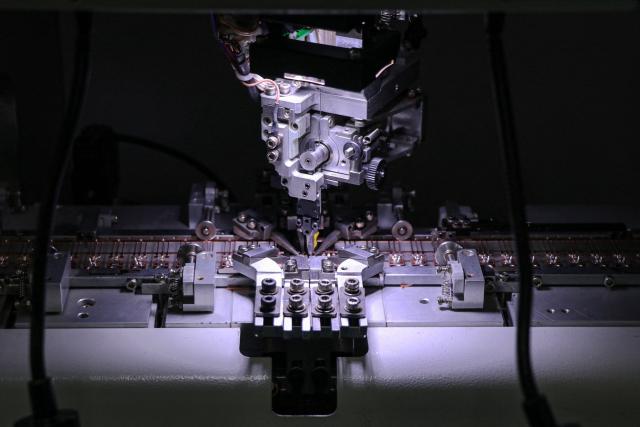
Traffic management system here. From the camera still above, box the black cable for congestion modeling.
[18,12,92,426]
[154,294,169,328]
[486,13,561,427]
[113,132,234,198]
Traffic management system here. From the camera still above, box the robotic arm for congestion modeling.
[215,13,426,254]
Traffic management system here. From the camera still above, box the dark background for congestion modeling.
[1,11,638,225]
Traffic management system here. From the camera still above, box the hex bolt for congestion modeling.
[344,278,360,294]
[321,259,335,273]
[288,294,305,312]
[261,277,277,294]
[368,246,379,255]
[317,294,333,312]
[260,295,276,312]
[247,219,257,230]
[237,212,247,223]
[317,279,334,294]
[289,278,305,293]
[345,296,361,313]
[237,245,249,254]
[532,276,543,289]
[603,276,615,288]
[284,258,298,272]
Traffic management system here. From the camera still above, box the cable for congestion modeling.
[17,12,92,426]
[486,13,563,427]
[374,59,395,78]
[242,77,281,104]
[113,132,233,195]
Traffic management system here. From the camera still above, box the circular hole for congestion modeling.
[197,276,204,281]
[281,178,288,185]
[341,266,348,270]
[420,298,430,304]
[304,183,311,190]
[547,308,556,314]
[302,191,308,197]
[562,308,571,314]
[290,294,302,302]
[263,295,275,303]
[291,122,298,130]
[77,312,89,319]
[77,298,96,308]
[263,117,272,126]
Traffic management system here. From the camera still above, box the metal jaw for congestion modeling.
[436,243,486,310]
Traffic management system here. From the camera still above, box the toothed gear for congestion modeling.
[366,157,386,190]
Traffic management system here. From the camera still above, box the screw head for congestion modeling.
[289,278,305,293]
[345,296,361,313]
[317,294,333,312]
[261,277,277,294]
[604,276,615,288]
[284,258,298,272]
[267,150,279,163]
[344,278,360,294]
[321,259,335,273]
[532,276,543,289]
[260,295,276,312]
[317,279,334,294]
[266,134,280,149]
[288,294,305,312]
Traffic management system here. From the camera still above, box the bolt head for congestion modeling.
[266,135,280,149]
[604,276,615,288]
[260,295,276,312]
[317,294,333,311]
[261,277,277,294]
[533,276,543,289]
[289,278,305,293]
[288,294,305,312]
[321,259,335,273]
[344,278,360,294]
[284,259,298,272]
[345,296,361,313]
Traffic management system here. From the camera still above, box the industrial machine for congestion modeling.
[1,7,639,427]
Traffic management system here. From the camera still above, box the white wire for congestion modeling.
[374,59,395,79]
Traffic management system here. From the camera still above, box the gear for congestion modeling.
[365,157,386,190]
